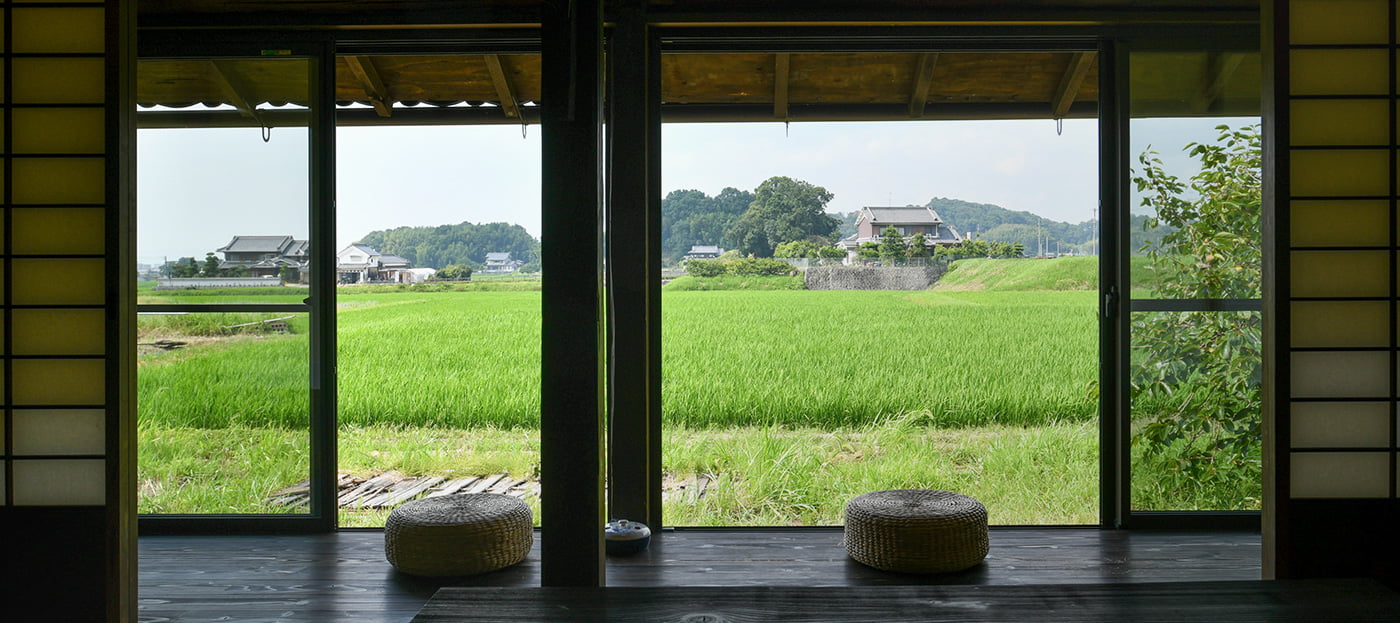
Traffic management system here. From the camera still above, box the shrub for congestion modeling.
[685,259,728,277]
[726,257,796,276]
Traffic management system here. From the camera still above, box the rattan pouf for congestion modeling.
[384,493,533,577]
[844,489,989,573]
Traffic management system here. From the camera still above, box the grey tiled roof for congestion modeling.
[217,235,296,253]
[862,206,944,225]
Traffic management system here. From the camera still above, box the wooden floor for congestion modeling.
[417,581,1400,622]
[138,528,1266,622]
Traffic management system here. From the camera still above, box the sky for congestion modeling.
[135,116,1243,264]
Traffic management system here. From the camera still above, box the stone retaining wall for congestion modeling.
[804,265,946,290]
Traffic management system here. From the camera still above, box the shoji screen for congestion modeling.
[1271,0,1400,578]
[3,0,134,619]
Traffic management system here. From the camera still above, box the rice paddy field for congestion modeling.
[136,258,1245,526]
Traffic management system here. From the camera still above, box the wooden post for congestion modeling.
[540,0,607,587]
[607,0,662,530]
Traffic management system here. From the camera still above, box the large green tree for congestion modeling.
[661,187,753,263]
[1131,124,1262,509]
[725,176,839,257]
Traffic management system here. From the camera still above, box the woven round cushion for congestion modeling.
[844,489,989,573]
[384,493,533,577]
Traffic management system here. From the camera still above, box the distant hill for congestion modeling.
[925,197,1096,255]
[358,221,539,270]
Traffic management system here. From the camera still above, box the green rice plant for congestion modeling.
[335,292,541,428]
[139,289,1096,429]
[662,290,1097,427]
[139,329,310,429]
[663,275,806,291]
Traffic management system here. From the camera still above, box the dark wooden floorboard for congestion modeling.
[414,581,1400,622]
[139,529,1261,622]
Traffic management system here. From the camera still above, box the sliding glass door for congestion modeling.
[135,44,337,529]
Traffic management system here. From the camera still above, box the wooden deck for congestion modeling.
[138,529,1266,622]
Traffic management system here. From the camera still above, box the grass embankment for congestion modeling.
[932,255,1156,292]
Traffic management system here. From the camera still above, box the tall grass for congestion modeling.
[664,416,1097,526]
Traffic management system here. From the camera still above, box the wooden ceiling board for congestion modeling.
[138,58,309,107]
[660,53,775,104]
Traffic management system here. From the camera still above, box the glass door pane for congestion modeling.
[332,53,544,527]
[1127,50,1263,512]
[136,56,316,515]
[659,50,1100,526]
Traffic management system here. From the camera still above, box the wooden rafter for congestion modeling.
[345,55,392,117]
[209,60,263,121]
[1191,52,1245,113]
[1051,51,1095,118]
[908,52,939,118]
[773,52,790,120]
[483,54,521,119]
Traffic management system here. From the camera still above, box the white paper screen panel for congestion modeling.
[11,459,106,505]
[1291,452,1391,498]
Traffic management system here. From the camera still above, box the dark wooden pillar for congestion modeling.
[606,0,663,529]
[540,0,607,587]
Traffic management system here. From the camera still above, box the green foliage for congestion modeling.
[662,187,754,263]
[816,245,846,259]
[773,240,820,258]
[200,253,222,277]
[933,238,1023,260]
[358,221,539,270]
[908,232,929,257]
[726,257,797,276]
[877,226,907,258]
[926,196,1094,248]
[725,176,839,257]
[857,241,879,258]
[435,264,473,280]
[684,259,728,277]
[685,257,796,277]
[161,257,199,278]
[278,265,299,283]
[1130,124,1262,508]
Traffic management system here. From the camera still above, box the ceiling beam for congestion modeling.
[209,60,264,122]
[1191,52,1245,113]
[345,55,393,117]
[908,52,939,118]
[774,52,790,120]
[483,54,521,119]
[1051,51,1095,119]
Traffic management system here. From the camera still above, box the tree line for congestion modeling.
[358,221,540,271]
